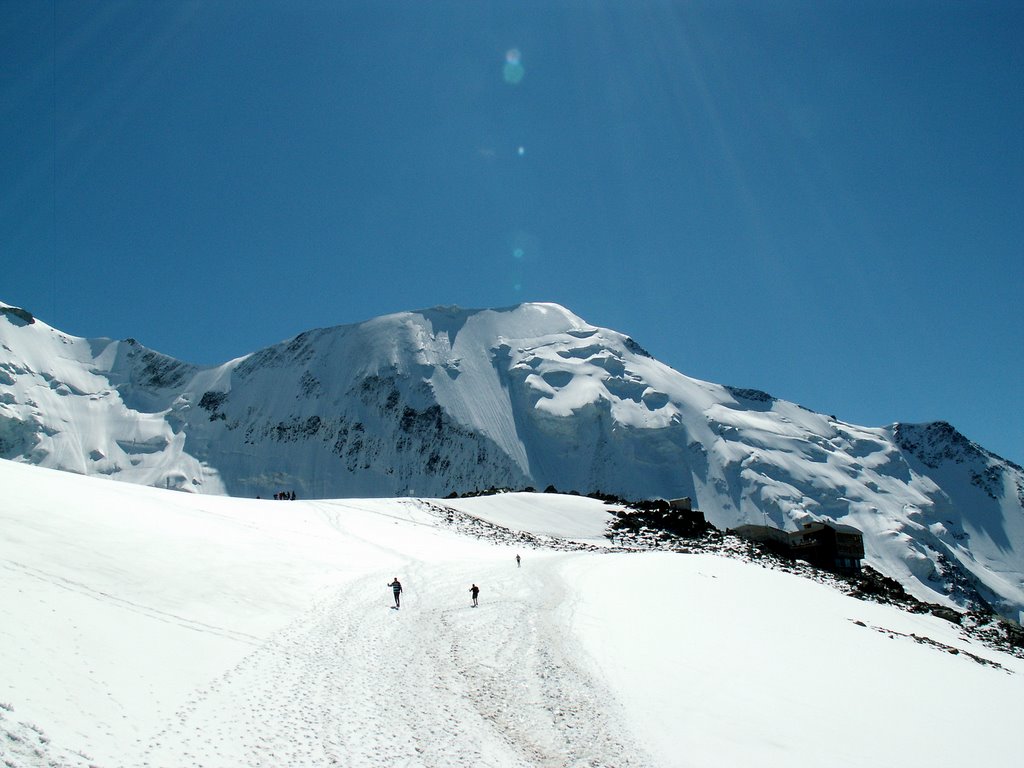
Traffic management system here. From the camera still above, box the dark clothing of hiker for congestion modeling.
[516,554,521,567]
[388,578,402,608]
[470,584,480,607]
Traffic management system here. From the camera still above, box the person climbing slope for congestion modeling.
[470,583,480,607]
[388,577,403,608]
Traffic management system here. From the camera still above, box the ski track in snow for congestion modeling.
[1,559,264,646]
[135,559,652,768]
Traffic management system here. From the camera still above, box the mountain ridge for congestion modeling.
[1,299,1022,620]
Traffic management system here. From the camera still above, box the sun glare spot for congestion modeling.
[503,48,525,84]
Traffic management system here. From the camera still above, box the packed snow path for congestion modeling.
[138,557,651,768]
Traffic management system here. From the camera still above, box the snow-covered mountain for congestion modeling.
[2,299,1022,619]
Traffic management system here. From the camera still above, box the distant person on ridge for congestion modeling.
[470,583,480,607]
[516,554,521,568]
[388,577,403,608]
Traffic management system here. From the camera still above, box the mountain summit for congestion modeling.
[1,300,1022,618]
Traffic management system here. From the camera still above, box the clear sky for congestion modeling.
[2,1,1022,465]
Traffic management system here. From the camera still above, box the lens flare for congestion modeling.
[503,48,525,84]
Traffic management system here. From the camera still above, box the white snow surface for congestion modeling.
[2,301,1023,620]
[1,459,1020,768]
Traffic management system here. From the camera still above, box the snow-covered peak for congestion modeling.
[892,420,1021,472]
[409,301,592,335]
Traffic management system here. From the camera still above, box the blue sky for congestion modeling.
[2,1,1022,464]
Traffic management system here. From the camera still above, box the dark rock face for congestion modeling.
[894,421,1023,504]
[894,421,988,470]
[0,306,34,325]
[0,415,39,459]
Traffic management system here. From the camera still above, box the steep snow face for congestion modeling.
[0,303,221,492]
[881,422,1024,617]
[1,300,1022,618]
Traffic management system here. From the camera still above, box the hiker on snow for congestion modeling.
[470,583,480,607]
[388,577,403,608]
[516,554,521,568]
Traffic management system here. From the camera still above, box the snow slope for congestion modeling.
[0,459,1020,768]
[2,300,1023,619]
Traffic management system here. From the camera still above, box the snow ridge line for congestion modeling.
[412,501,605,553]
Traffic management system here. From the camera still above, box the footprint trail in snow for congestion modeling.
[138,558,653,768]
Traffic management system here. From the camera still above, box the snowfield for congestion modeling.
[1,459,1021,767]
